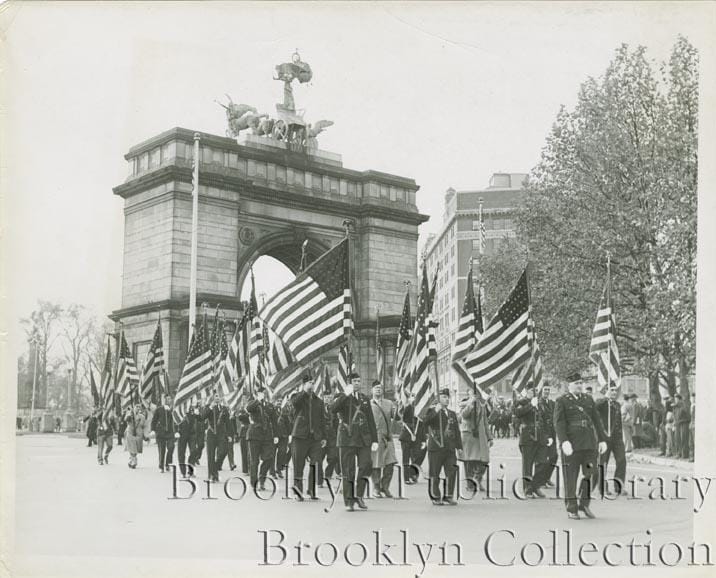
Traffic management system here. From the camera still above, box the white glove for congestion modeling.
[288,435,292,444]
[174,432,180,439]
[420,442,427,450]
[371,442,379,452]
[561,441,573,456]
[598,441,607,455]
[273,437,279,445]
[547,437,553,447]
[530,397,538,408]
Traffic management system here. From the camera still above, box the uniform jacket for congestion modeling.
[554,392,606,452]
[97,416,117,436]
[331,392,378,448]
[178,413,196,440]
[276,407,293,438]
[423,406,463,452]
[202,404,231,438]
[236,409,250,439]
[291,391,326,441]
[399,403,423,443]
[246,400,278,441]
[151,406,176,439]
[370,398,399,468]
[595,398,623,441]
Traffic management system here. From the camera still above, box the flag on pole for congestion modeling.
[511,313,544,394]
[452,263,479,362]
[589,267,620,391]
[212,313,229,383]
[337,343,353,392]
[267,363,304,401]
[407,263,439,418]
[314,363,332,397]
[173,321,213,424]
[90,370,100,407]
[393,289,412,393]
[116,331,138,412]
[140,319,164,402]
[267,328,294,375]
[216,317,248,398]
[463,268,531,388]
[375,312,384,382]
[260,238,353,365]
[100,339,114,421]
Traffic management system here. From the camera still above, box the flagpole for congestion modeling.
[606,250,612,436]
[189,133,201,344]
[478,197,484,256]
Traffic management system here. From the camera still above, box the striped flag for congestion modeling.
[268,363,304,401]
[89,370,100,407]
[589,270,620,391]
[173,321,213,424]
[337,343,353,392]
[216,317,248,398]
[511,313,544,394]
[375,313,384,382]
[226,376,247,412]
[393,289,412,391]
[452,264,479,362]
[140,319,164,402]
[212,313,229,383]
[267,328,294,375]
[407,264,439,418]
[248,273,263,362]
[100,339,114,421]
[463,268,531,389]
[116,331,138,412]
[314,364,332,397]
[260,238,353,365]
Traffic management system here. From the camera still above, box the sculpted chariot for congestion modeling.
[217,51,333,152]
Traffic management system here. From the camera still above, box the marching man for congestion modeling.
[424,388,462,506]
[369,380,400,498]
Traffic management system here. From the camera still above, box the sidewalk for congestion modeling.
[628,447,693,471]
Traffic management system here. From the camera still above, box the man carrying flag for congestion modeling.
[393,286,412,404]
[451,262,485,397]
[140,319,165,404]
[116,331,139,413]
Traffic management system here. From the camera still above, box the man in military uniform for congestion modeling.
[332,371,379,511]
[322,386,341,482]
[275,398,293,479]
[177,405,197,478]
[369,381,400,498]
[537,382,558,488]
[554,373,608,519]
[291,372,327,500]
[96,409,117,465]
[592,385,627,496]
[424,388,462,506]
[513,384,548,498]
[246,387,279,491]
[236,401,251,474]
[151,393,176,473]
[203,391,231,483]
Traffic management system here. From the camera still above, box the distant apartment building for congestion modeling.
[424,173,527,399]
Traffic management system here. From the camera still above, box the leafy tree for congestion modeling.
[518,37,697,400]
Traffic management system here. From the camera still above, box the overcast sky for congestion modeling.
[3,2,713,323]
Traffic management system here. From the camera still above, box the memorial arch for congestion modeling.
[111,128,428,391]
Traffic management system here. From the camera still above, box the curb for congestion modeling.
[627,451,693,471]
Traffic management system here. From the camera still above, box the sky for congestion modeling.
[2,2,714,322]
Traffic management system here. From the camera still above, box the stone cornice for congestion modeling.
[110,294,245,321]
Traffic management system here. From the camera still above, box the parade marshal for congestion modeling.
[554,372,608,519]
[369,381,399,498]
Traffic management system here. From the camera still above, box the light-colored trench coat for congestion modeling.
[457,400,491,463]
[370,398,397,468]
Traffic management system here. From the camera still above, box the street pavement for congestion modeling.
[12,434,697,574]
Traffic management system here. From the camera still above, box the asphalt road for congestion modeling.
[11,434,698,575]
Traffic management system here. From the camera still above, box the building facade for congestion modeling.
[424,173,527,400]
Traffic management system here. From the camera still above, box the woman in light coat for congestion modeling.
[457,388,492,491]
[125,404,146,469]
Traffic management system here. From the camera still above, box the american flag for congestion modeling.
[140,319,164,402]
[393,289,412,394]
[337,343,353,392]
[226,376,247,412]
[173,321,213,424]
[463,268,531,388]
[511,313,544,394]
[452,264,479,362]
[407,264,439,418]
[260,238,353,365]
[267,363,304,401]
[116,331,138,412]
[589,273,620,391]
[248,273,263,364]
[267,328,294,375]
[100,339,114,421]
[89,370,100,407]
[314,363,332,397]
[375,313,384,382]
[216,317,248,398]
[212,313,229,383]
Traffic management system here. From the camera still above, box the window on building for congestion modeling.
[472,239,480,251]
[472,220,480,231]
[276,165,286,183]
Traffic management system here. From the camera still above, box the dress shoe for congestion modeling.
[579,506,596,519]
[567,512,580,520]
[442,498,458,506]
[382,489,394,499]
[104,456,109,464]
[345,503,355,512]
[294,494,305,502]
[374,490,384,498]
[432,499,444,506]
[533,488,547,498]
[159,467,165,473]
[309,495,320,501]
[356,498,368,510]
[231,465,237,471]
[405,479,414,485]
[545,480,555,488]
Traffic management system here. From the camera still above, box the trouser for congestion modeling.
[428,448,458,500]
[519,443,539,493]
[463,460,488,482]
[400,440,426,481]
[561,449,598,513]
[339,445,372,505]
[225,438,236,469]
[592,438,626,494]
[275,437,290,474]
[689,425,695,460]
[677,423,690,458]
[623,427,633,452]
[157,437,175,470]
[659,427,667,454]
[97,433,113,462]
[371,464,395,493]
[177,437,195,476]
[292,438,324,495]
[324,446,340,478]
[666,428,675,456]
[87,434,94,447]
[240,437,249,474]
[206,432,227,480]
[190,437,204,465]
[249,439,275,488]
